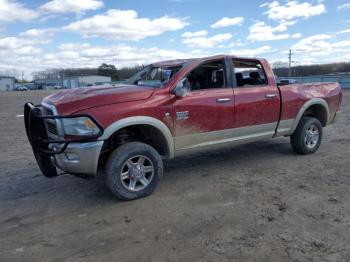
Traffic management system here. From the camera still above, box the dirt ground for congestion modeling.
[0,90,350,262]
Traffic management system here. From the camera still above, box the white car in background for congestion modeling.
[15,86,28,91]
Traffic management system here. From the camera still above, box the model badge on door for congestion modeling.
[176,111,189,120]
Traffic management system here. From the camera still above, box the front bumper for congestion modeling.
[24,102,104,177]
[50,141,103,175]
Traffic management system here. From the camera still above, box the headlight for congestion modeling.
[61,117,101,137]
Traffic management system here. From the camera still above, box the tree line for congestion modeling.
[272,61,350,77]
[32,63,144,81]
[18,60,350,82]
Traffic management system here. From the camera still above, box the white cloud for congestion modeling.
[251,1,321,42]
[19,28,58,38]
[337,3,350,10]
[0,28,58,59]
[260,2,270,8]
[0,36,194,78]
[64,9,188,40]
[211,17,244,28]
[0,38,43,56]
[247,21,299,41]
[275,31,350,64]
[292,33,302,38]
[231,45,276,57]
[227,39,246,48]
[292,34,333,52]
[291,34,350,62]
[182,32,232,48]
[262,1,326,21]
[0,37,42,55]
[0,0,38,25]
[0,29,55,50]
[339,28,350,34]
[40,0,104,14]
[182,30,208,38]
[273,20,296,31]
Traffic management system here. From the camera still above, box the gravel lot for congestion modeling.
[1,90,350,262]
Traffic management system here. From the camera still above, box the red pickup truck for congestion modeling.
[24,55,342,200]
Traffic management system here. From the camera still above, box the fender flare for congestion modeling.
[98,116,175,158]
[289,98,330,135]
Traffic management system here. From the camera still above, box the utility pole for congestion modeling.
[288,49,293,77]
[61,70,64,89]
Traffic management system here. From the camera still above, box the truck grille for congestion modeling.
[42,104,60,139]
[43,107,54,116]
[46,121,58,136]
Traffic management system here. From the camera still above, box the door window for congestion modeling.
[232,59,267,87]
[186,60,227,91]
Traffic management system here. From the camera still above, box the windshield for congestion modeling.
[125,64,183,88]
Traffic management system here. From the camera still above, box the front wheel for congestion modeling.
[290,116,323,155]
[105,142,163,200]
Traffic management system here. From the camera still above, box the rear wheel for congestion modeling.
[290,116,323,155]
[105,142,163,200]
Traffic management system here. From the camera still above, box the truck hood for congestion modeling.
[43,85,155,115]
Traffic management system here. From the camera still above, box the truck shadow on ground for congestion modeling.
[165,139,294,171]
[1,139,294,204]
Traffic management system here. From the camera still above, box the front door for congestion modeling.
[173,59,235,151]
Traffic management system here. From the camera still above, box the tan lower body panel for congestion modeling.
[174,119,295,155]
[274,119,295,136]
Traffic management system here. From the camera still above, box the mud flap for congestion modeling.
[24,103,58,177]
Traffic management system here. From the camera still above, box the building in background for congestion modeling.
[76,75,111,87]
[0,76,15,91]
[34,75,112,89]
[34,78,61,89]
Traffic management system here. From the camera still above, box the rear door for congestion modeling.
[231,58,280,137]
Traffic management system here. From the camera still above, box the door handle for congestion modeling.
[265,94,277,99]
[216,98,231,103]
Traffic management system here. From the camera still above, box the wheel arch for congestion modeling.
[98,116,175,158]
[290,98,330,134]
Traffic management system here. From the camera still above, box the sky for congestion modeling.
[0,0,350,79]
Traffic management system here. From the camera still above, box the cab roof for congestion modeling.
[151,55,263,67]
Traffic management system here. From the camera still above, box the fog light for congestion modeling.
[65,153,80,161]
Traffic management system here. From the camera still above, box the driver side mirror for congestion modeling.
[173,78,188,98]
